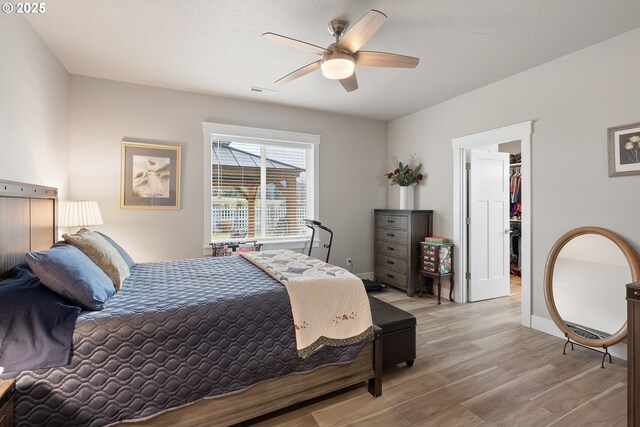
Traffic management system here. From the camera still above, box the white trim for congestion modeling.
[312,145,319,226]
[452,121,530,148]
[260,144,267,233]
[202,122,320,248]
[203,136,213,248]
[200,237,319,256]
[531,315,626,361]
[202,122,321,145]
[262,238,318,251]
[451,121,533,328]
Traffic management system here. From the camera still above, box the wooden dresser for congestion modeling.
[374,209,433,297]
[628,282,640,427]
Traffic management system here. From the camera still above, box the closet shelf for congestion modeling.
[510,163,522,167]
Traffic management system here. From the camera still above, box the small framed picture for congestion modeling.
[608,122,640,177]
[121,141,181,209]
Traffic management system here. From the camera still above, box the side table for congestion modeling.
[0,378,15,427]
[418,242,454,304]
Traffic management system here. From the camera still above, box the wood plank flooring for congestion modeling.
[242,279,627,427]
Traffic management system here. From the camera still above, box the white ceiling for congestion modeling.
[26,0,640,121]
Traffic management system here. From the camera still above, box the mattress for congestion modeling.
[13,256,365,426]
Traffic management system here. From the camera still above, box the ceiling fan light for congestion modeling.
[321,52,355,80]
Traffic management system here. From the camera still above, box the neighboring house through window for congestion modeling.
[202,122,320,248]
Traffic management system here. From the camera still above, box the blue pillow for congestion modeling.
[26,244,116,311]
[96,231,135,269]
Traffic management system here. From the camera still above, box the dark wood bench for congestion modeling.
[368,295,416,368]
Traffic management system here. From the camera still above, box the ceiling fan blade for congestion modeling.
[339,73,358,92]
[275,60,322,85]
[338,9,387,53]
[355,51,419,68]
[263,32,330,56]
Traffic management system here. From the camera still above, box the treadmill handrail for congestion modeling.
[303,219,333,263]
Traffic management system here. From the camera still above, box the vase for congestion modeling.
[398,186,413,210]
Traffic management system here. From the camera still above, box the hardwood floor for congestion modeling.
[242,278,627,427]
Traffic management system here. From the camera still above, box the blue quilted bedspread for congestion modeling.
[12,256,365,426]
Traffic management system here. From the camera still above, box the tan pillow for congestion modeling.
[62,228,130,291]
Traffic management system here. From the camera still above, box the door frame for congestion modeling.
[451,121,532,327]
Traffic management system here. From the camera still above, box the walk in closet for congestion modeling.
[510,153,522,277]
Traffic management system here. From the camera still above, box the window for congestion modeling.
[203,123,319,246]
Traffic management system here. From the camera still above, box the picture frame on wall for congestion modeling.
[121,141,182,209]
[608,122,640,177]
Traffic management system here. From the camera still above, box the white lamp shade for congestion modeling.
[58,201,103,227]
[321,51,355,80]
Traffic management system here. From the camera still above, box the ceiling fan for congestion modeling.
[262,9,419,92]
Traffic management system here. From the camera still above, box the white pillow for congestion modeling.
[62,228,130,291]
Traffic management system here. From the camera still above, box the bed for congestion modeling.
[0,180,381,427]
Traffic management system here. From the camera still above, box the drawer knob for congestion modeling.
[387,233,395,237]
[635,291,640,296]
[387,246,395,251]
[387,219,395,223]
[387,274,395,279]
[386,260,395,265]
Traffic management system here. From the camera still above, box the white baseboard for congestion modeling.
[531,315,626,361]
[531,315,563,338]
[355,272,374,281]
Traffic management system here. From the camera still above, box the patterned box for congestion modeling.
[420,243,453,274]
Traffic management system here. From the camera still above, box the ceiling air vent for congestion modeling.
[249,86,277,95]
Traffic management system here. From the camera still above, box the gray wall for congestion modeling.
[69,76,388,268]
[388,27,640,321]
[0,16,70,197]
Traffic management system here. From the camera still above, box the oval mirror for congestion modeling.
[544,226,640,348]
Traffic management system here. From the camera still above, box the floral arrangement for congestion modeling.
[386,157,424,187]
[624,135,640,163]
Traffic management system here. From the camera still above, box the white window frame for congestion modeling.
[202,122,320,252]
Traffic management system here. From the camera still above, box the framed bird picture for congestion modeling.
[121,141,181,209]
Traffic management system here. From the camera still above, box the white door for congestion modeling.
[468,149,510,301]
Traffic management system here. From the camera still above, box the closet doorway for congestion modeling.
[451,121,532,327]
[500,141,523,289]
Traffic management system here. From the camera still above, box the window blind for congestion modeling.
[210,139,310,242]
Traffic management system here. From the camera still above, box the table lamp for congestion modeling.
[58,200,103,233]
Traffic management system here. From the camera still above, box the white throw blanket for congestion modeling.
[240,249,374,358]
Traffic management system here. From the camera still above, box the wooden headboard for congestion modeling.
[0,179,57,277]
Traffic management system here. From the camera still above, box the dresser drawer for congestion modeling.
[376,267,408,290]
[421,244,438,262]
[375,253,407,273]
[422,260,438,273]
[423,254,437,262]
[376,241,408,259]
[375,228,408,245]
[375,214,408,230]
[422,244,437,256]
